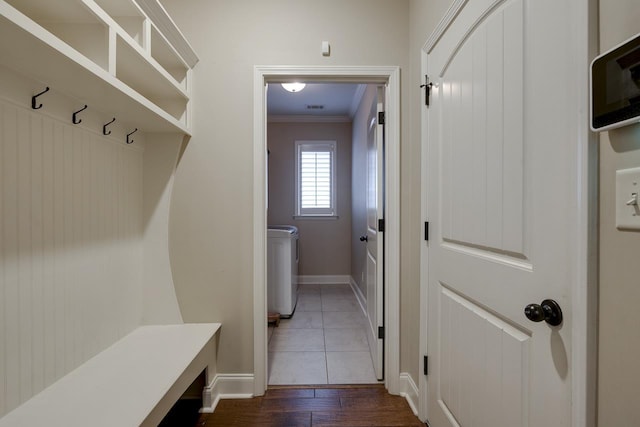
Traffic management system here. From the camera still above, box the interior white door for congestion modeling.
[366,87,385,380]
[425,0,580,425]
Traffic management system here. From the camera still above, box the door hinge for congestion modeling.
[378,111,385,125]
[420,74,434,107]
[378,218,385,232]
[423,355,429,376]
[424,221,429,241]
[378,326,385,339]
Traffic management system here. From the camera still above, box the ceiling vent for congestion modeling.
[306,105,325,110]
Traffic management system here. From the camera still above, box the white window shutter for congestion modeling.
[295,141,337,216]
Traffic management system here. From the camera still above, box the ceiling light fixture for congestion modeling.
[281,82,306,93]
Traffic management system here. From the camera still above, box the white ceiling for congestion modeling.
[267,83,364,118]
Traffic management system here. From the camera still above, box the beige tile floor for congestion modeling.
[267,283,380,385]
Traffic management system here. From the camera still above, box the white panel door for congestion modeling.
[365,87,385,380]
[426,0,580,425]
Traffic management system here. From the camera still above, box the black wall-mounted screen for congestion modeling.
[591,33,640,131]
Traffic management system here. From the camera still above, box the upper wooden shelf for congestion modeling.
[0,0,198,134]
[93,0,146,45]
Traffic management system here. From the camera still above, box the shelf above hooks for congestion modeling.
[2,0,195,134]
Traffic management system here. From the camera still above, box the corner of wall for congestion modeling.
[202,374,255,413]
[399,372,420,417]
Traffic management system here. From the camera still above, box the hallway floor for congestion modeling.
[197,385,424,426]
[268,283,379,385]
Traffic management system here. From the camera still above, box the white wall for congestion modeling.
[0,55,187,416]
[597,0,640,424]
[0,66,144,417]
[161,0,411,375]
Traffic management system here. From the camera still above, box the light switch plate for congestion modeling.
[616,167,640,230]
[322,41,330,56]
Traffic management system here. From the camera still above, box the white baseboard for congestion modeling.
[297,275,351,284]
[399,373,419,416]
[203,372,418,417]
[202,374,254,413]
[350,276,367,314]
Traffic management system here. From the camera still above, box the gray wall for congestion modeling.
[267,121,352,276]
[351,85,378,297]
[162,0,411,375]
[597,0,640,424]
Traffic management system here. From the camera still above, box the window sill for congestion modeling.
[293,215,339,221]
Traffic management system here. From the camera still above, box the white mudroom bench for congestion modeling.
[0,323,221,427]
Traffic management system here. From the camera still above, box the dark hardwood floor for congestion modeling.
[195,384,425,427]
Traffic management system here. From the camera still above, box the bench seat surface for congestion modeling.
[0,323,221,427]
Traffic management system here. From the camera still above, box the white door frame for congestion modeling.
[417,0,598,425]
[253,65,401,395]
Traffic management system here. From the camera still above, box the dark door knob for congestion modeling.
[524,299,563,326]
[359,235,368,242]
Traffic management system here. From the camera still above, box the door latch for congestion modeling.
[420,75,434,106]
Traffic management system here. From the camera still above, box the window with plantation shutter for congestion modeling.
[295,140,337,217]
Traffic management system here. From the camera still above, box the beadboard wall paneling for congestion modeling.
[0,99,144,417]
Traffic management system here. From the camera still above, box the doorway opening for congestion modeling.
[253,66,401,396]
[266,82,382,385]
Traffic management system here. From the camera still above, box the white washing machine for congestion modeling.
[267,225,299,317]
